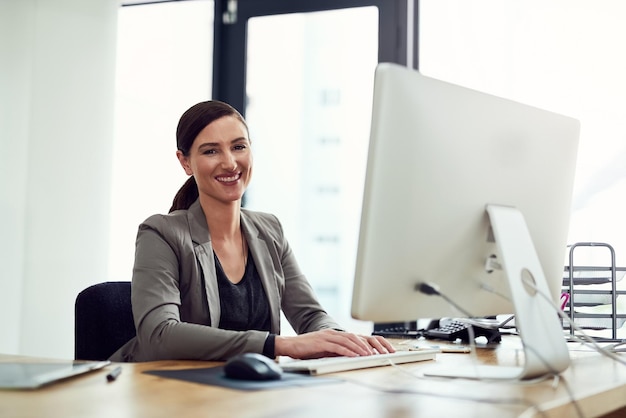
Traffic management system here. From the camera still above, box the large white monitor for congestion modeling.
[351,63,580,379]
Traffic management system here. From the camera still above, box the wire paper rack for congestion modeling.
[563,242,626,342]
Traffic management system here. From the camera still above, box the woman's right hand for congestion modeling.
[274,329,395,359]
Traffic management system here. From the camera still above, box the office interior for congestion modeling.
[2,0,626,361]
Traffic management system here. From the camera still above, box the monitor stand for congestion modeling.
[424,204,571,380]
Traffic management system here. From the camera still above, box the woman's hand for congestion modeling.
[274,329,396,359]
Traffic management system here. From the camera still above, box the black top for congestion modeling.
[215,252,271,333]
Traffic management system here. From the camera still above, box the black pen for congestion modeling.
[106,366,122,382]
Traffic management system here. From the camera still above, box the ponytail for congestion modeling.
[169,176,198,213]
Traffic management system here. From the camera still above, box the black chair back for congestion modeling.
[74,281,135,360]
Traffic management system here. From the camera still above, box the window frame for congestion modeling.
[212,0,418,115]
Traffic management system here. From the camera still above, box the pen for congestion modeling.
[106,366,122,382]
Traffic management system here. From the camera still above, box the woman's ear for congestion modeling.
[176,150,193,176]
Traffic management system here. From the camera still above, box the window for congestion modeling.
[109,1,213,279]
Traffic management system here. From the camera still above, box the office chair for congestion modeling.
[74,281,136,361]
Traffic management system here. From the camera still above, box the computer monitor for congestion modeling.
[351,63,580,380]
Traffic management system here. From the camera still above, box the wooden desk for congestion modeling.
[2,337,626,418]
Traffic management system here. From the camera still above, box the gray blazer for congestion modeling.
[110,200,341,362]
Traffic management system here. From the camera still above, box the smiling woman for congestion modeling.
[173,102,253,284]
[181,130,252,206]
[109,100,395,363]
[170,101,251,212]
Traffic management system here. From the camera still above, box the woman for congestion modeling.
[110,100,394,362]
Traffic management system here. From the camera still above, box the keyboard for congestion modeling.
[279,349,439,376]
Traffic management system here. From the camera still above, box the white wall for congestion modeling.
[0,0,118,358]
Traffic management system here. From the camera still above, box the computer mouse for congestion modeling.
[223,353,283,381]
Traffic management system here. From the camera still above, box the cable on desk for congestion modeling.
[480,280,592,418]
[516,276,626,367]
[418,281,585,418]
[340,371,548,418]
[415,282,482,369]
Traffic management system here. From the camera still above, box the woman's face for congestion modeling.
[177,115,252,206]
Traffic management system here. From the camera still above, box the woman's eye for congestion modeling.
[202,149,217,155]
[233,144,247,151]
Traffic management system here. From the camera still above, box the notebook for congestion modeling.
[0,361,111,389]
[279,349,438,375]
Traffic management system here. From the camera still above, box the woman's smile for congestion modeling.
[216,172,242,184]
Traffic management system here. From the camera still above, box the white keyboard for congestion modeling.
[279,349,439,376]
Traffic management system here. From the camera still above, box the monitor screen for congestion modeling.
[351,63,579,325]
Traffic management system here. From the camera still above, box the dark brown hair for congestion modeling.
[169,100,248,212]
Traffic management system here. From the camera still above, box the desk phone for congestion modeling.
[373,319,502,344]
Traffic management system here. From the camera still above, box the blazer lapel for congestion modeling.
[241,212,281,334]
[187,200,221,327]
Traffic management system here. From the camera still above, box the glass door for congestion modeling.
[244,7,379,333]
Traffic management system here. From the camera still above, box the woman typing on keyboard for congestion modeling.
[110,101,394,363]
